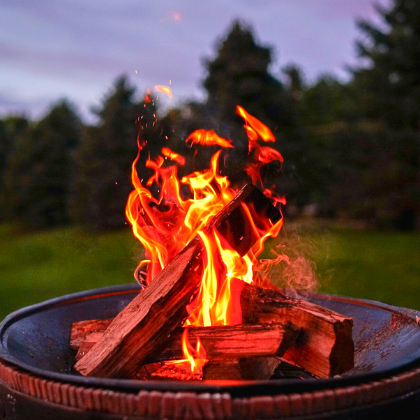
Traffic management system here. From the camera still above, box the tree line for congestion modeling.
[1,0,419,231]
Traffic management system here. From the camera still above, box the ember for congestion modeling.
[73,95,354,380]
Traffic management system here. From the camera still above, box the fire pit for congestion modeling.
[0,102,418,418]
[0,284,420,419]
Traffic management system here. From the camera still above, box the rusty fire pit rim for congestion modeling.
[1,284,420,397]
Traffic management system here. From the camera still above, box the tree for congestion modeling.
[200,20,312,208]
[354,0,420,130]
[70,76,157,230]
[298,75,350,127]
[4,101,81,228]
[327,128,420,229]
[0,116,29,219]
[203,21,299,131]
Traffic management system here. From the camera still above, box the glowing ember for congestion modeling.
[126,103,284,374]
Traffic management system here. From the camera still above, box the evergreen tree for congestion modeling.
[354,0,420,130]
[70,76,157,230]
[4,101,81,228]
[325,0,420,229]
[298,75,350,127]
[201,20,311,208]
[0,116,29,219]
[203,21,298,131]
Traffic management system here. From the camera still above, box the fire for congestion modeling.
[126,103,284,374]
[236,105,275,143]
[186,129,233,148]
[161,147,185,165]
[154,85,172,98]
[166,329,207,374]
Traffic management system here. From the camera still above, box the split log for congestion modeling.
[72,322,300,362]
[150,357,283,381]
[71,283,353,378]
[151,363,204,381]
[74,185,281,378]
[74,332,104,361]
[238,356,282,380]
[204,357,282,380]
[135,362,163,380]
[241,283,354,378]
[74,238,202,378]
[70,319,112,350]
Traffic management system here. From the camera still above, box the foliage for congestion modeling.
[69,76,157,230]
[0,116,29,219]
[298,75,351,127]
[3,101,81,228]
[354,0,420,130]
[2,5,420,231]
[326,128,420,229]
[200,21,313,208]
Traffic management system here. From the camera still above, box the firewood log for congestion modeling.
[204,357,282,380]
[150,357,283,381]
[74,185,281,378]
[73,322,300,362]
[72,282,353,378]
[240,283,354,377]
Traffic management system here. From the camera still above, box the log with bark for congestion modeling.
[74,185,281,378]
[71,283,353,378]
[72,322,300,362]
[240,283,354,378]
[149,357,284,381]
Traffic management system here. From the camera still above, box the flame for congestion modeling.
[165,328,207,375]
[186,129,234,148]
[236,106,284,194]
[155,85,173,98]
[161,147,185,165]
[236,105,275,143]
[126,104,284,373]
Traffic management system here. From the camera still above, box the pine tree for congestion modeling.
[203,20,297,131]
[354,0,420,130]
[201,20,311,208]
[4,101,81,228]
[70,76,157,230]
[0,116,29,219]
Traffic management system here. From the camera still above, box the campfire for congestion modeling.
[71,93,354,381]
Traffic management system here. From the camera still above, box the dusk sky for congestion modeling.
[1,0,390,122]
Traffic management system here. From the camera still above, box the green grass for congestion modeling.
[0,225,142,320]
[316,229,420,310]
[277,222,420,311]
[0,223,419,321]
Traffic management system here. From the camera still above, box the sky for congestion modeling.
[1,0,390,122]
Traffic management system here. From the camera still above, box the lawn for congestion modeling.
[0,223,419,321]
[0,225,142,320]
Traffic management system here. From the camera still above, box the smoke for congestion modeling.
[255,224,324,298]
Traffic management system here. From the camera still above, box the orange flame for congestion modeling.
[161,147,185,165]
[155,85,173,98]
[166,328,207,375]
[186,129,233,148]
[126,105,284,373]
[235,106,284,194]
[236,105,275,143]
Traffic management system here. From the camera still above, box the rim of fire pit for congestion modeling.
[1,284,420,397]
